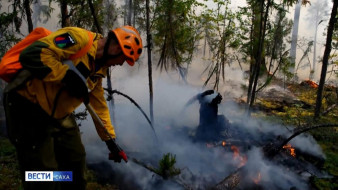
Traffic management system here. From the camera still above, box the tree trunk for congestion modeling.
[60,0,70,27]
[249,0,265,108]
[133,0,136,26]
[314,0,337,119]
[124,0,128,25]
[146,0,154,125]
[127,0,132,25]
[248,0,271,111]
[88,0,102,33]
[24,0,33,33]
[32,0,41,28]
[289,0,302,77]
[203,34,207,57]
[246,4,256,104]
[310,10,320,80]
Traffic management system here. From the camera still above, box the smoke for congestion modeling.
[242,148,309,190]
[290,134,325,158]
[78,66,325,190]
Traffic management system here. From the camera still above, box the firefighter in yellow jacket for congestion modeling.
[3,26,143,190]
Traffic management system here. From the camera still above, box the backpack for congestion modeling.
[0,27,94,82]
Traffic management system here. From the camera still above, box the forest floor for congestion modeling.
[0,78,337,190]
[253,78,338,190]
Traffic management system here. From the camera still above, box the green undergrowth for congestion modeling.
[155,153,181,179]
[256,82,338,190]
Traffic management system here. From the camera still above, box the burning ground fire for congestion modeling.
[231,145,248,167]
[252,172,262,184]
[283,144,296,157]
[222,141,226,147]
[83,78,327,190]
[301,79,319,88]
[206,141,248,167]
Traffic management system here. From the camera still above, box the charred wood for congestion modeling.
[209,167,243,190]
[210,124,337,190]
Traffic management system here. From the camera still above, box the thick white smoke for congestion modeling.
[78,65,324,190]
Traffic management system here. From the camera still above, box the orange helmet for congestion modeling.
[112,26,143,66]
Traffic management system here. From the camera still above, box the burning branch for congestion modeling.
[264,124,338,158]
[279,124,338,150]
[282,144,296,157]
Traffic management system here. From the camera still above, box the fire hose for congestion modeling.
[86,103,163,169]
[85,89,159,163]
[103,88,158,141]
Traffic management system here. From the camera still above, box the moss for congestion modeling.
[311,177,338,190]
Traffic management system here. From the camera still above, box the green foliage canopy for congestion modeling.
[153,0,202,71]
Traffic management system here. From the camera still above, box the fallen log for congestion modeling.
[208,167,243,190]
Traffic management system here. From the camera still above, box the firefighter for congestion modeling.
[3,26,143,190]
[194,90,227,142]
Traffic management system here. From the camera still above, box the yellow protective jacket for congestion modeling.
[16,27,115,141]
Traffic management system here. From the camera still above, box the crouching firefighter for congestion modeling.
[186,90,229,142]
[1,26,143,190]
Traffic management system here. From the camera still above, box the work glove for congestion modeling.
[211,93,222,105]
[105,139,128,163]
[62,60,89,104]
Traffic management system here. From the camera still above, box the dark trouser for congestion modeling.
[4,91,86,190]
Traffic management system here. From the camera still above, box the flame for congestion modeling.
[252,172,261,184]
[303,79,318,88]
[231,145,247,167]
[222,141,226,147]
[283,144,296,157]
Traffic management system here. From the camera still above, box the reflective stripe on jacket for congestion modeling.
[16,27,115,140]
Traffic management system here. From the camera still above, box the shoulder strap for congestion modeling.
[68,31,94,60]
